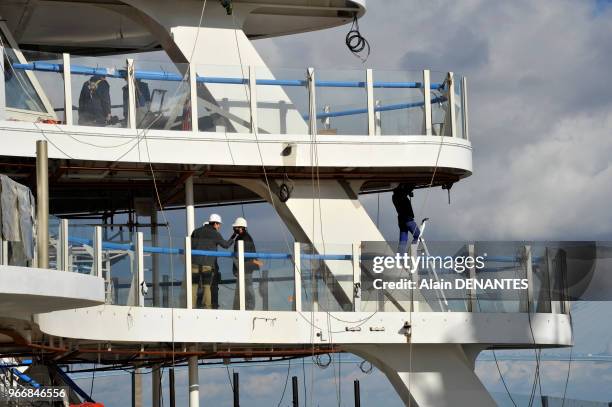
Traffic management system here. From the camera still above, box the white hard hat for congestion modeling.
[209,213,222,224]
[232,217,248,228]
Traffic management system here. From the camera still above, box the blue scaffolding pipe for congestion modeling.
[11,62,445,89]
[304,95,447,120]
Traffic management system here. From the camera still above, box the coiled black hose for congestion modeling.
[346,15,370,61]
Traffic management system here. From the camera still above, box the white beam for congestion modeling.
[185,236,193,309]
[461,76,469,140]
[446,72,457,138]
[94,226,102,278]
[238,239,246,311]
[185,176,195,235]
[136,232,145,307]
[59,218,69,271]
[366,69,375,136]
[423,70,432,136]
[62,53,73,125]
[126,58,137,130]
[307,68,317,137]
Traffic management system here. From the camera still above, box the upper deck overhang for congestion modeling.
[0,0,365,54]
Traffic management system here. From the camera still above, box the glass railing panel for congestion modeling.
[315,69,368,136]
[246,241,294,311]
[69,56,128,128]
[430,71,450,136]
[3,48,52,118]
[300,243,353,312]
[195,64,251,133]
[454,74,465,139]
[66,223,96,274]
[99,227,135,306]
[47,215,60,270]
[372,70,426,136]
[131,60,191,131]
[256,67,309,135]
[145,232,185,308]
[473,242,526,313]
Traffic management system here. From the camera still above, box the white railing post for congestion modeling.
[136,232,145,307]
[189,63,199,134]
[59,218,69,271]
[461,76,469,140]
[94,226,102,278]
[366,69,376,136]
[468,244,477,312]
[307,68,317,137]
[422,69,432,136]
[352,242,361,312]
[185,236,193,309]
[0,46,6,121]
[126,58,137,130]
[293,242,302,312]
[445,72,457,138]
[524,245,534,313]
[248,65,258,134]
[238,239,246,311]
[62,53,73,125]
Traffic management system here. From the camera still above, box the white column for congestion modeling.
[189,62,198,134]
[62,53,73,125]
[238,239,246,311]
[422,70,432,136]
[0,46,5,121]
[126,58,137,129]
[59,219,69,271]
[293,242,302,312]
[249,65,258,134]
[352,242,361,312]
[185,176,195,235]
[136,232,145,307]
[188,356,199,407]
[307,68,317,137]
[94,226,103,278]
[461,76,469,140]
[366,69,375,136]
[185,236,193,309]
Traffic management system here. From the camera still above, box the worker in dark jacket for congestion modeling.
[78,75,111,126]
[191,214,235,309]
[231,217,263,310]
[392,183,420,252]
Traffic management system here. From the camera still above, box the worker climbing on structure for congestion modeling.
[392,183,421,253]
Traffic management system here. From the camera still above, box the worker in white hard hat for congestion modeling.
[190,213,236,309]
[231,217,263,310]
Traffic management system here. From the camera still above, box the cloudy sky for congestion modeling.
[63,0,612,405]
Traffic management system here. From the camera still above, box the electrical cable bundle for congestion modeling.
[346,15,370,62]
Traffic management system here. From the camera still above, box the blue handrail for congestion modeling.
[11,62,445,90]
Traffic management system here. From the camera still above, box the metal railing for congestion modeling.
[0,46,469,138]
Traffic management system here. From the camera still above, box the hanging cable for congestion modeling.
[345,15,370,62]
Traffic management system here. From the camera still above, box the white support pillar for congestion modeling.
[293,242,302,312]
[94,226,103,278]
[59,219,69,271]
[189,62,198,134]
[422,70,432,136]
[525,245,534,314]
[136,232,145,307]
[468,244,477,312]
[185,176,195,235]
[126,58,137,130]
[248,65,258,134]
[0,46,5,121]
[445,72,457,138]
[461,76,469,140]
[185,236,193,309]
[352,242,361,312]
[238,239,246,311]
[188,356,199,407]
[366,69,376,136]
[62,53,73,125]
[307,68,317,137]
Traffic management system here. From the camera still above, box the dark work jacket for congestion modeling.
[78,76,111,125]
[233,231,259,275]
[191,224,234,267]
[392,190,415,223]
